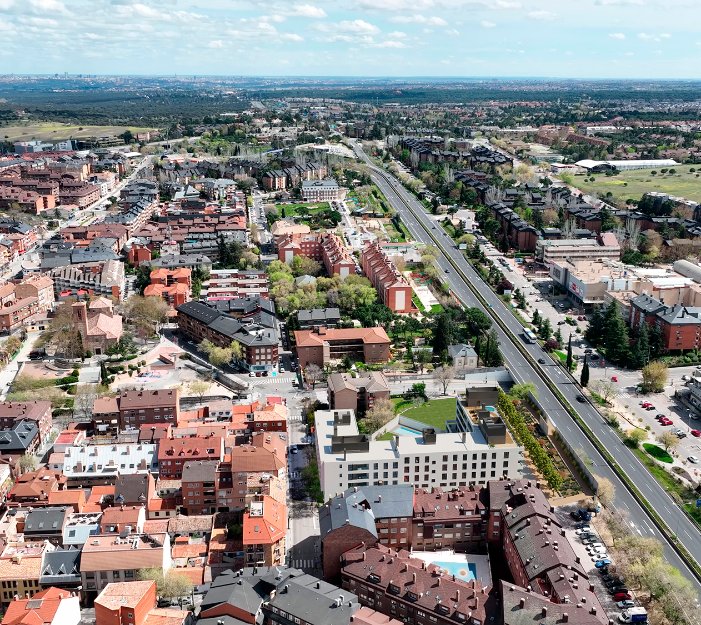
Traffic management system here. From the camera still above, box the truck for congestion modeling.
[618,607,647,623]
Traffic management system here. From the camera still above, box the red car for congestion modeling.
[660,419,673,426]
[641,402,652,408]
[613,592,632,601]
[611,376,618,383]
[692,430,701,437]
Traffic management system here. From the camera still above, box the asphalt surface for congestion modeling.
[352,142,701,595]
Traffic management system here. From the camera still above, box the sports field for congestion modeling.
[0,123,156,142]
[569,165,701,204]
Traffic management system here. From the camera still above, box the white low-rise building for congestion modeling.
[315,402,522,499]
[61,443,158,480]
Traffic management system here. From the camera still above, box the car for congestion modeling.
[613,592,632,601]
[584,348,593,354]
[656,414,667,419]
[576,395,586,403]
[611,376,618,382]
[616,601,636,609]
[538,358,546,364]
[646,405,656,411]
[609,585,629,593]
[249,372,256,377]
[590,354,600,360]
[688,456,699,464]
[660,419,673,426]
[692,430,701,437]
[595,559,612,568]
[574,521,590,529]
[574,526,591,534]
[444,269,450,273]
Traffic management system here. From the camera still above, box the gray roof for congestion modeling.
[182,460,219,483]
[115,474,150,505]
[0,420,39,453]
[207,315,244,339]
[297,308,341,323]
[177,301,222,325]
[320,485,414,539]
[631,293,665,314]
[269,580,358,625]
[40,547,81,585]
[24,507,69,535]
[448,344,477,359]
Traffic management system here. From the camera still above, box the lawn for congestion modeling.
[392,397,456,430]
[376,431,395,441]
[569,165,701,204]
[276,202,330,217]
[0,122,156,142]
[642,442,674,464]
[384,220,409,243]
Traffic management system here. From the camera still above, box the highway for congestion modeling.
[352,142,701,594]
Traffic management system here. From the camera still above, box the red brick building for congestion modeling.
[361,242,415,313]
[158,435,224,479]
[0,401,52,445]
[294,327,391,368]
[630,293,701,351]
[277,232,356,278]
[144,268,191,309]
[117,389,180,430]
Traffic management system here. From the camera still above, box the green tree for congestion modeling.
[482,329,503,367]
[602,301,630,364]
[290,254,322,277]
[566,334,573,371]
[509,382,537,403]
[431,313,452,361]
[580,356,590,387]
[137,568,193,601]
[538,318,552,341]
[585,306,604,346]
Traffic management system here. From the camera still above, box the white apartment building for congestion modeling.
[315,407,522,499]
[536,234,621,267]
[61,443,158,480]
[301,179,343,202]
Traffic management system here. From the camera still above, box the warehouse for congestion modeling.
[575,158,678,172]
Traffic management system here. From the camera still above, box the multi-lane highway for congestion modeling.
[352,142,701,593]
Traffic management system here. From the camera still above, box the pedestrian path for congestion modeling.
[251,375,296,386]
[290,559,318,570]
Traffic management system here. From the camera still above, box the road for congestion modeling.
[352,142,701,594]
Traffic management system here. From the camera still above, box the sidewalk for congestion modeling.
[0,331,41,400]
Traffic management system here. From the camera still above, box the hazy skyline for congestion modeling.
[2,0,700,79]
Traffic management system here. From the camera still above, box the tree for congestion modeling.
[641,360,668,393]
[364,397,395,432]
[199,339,233,367]
[538,318,552,341]
[623,428,647,448]
[100,361,109,386]
[73,384,101,420]
[482,329,503,367]
[305,364,322,389]
[584,306,604,346]
[415,349,431,373]
[19,453,37,474]
[125,295,169,338]
[431,313,452,361]
[602,300,630,364]
[46,302,84,359]
[594,475,615,507]
[188,379,210,401]
[432,365,455,395]
[593,379,618,404]
[509,382,537,403]
[137,568,193,601]
[290,254,322,277]
[565,334,573,371]
[580,356,590,387]
[657,431,679,454]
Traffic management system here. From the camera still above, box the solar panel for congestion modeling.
[26,600,43,609]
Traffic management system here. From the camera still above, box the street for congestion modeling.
[352,141,701,592]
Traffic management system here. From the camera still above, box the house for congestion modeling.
[0,541,54,607]
[22,507,70,544]
[94,580,190,625]
[448,344,478,371]
[0,420,40,459]
[242,496,287,567]
[0,401,52,446]
[80,534,171,600]
[158,435,224,480]
[1,587,80,625]
[294,327,391,369]
[297,307,341,329]
[327,372,390,416]
[70,298,123,356]
[117,389,180,430]
[100,506,146,535]
[319,485,414,580]
[6,469,66,506]
[39,548,82,590]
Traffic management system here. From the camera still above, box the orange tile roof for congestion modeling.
[294,326,390,347]
[95,580,155,610]
[101,506,142,526]
[171,567,203,586]
[171,543,207,559]
[143,519,170,534]
[2,587,73,625]
[144,607,190,625]
[47,489,85,509]
[243,496,286,546]
[230,445,285,474]
[80,534,166,573]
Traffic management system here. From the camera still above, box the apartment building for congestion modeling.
[181,460,219,516]
[0,420,40,459]
[0,275,55,333]
[80,534,171,600]
[158,435,224,479]
[319,485,414,580]
[328,372,391,416]
[61,443,158,483]
[144,268,191,309]
[0,401,52,445]
[59,181,101,208]
[51,259,126,301]
[242,496,287,567]
[301,179,344,202]
[0,541,53,607]
[361,242,415,313]
[0,186,54,214]
[294,327,391,369]
[315,408,521,499]
[630,293,701,351]
[536,233,621,267]
[1,587,80,625]
[277,232,355,278]
[118,389,180,429]
[341,545,490,625]
[6,468,66,507]
[200,269,269,302]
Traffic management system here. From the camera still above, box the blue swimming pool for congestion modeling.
[432,561,477,582]
[392,425,423,437]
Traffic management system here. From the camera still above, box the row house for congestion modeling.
[60,224,129,252]
[0,400,52,446]
[93,388,180,432]
[144,268,191,309]
[158,435,224,480]
[59,181,101,208]
[294,326,391,369]
[486,203,539,253]
[630,293,701,351]
[200,269,269,302]
[361,242,415,313]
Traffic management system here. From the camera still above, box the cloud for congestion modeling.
[387,30,408,38]
[334,19,380,35]
[373,40,406,48]
[353,0,436,10]
[292,4,326,18]
[391,14,447,26]
[527,10,556,20]
[281,33,304,41]
[638,32,670,42]
[490,0,520,8]
[445,28,460,36]
[207,40,224,48]
[0,0,14,10]
[609,32,626,40]
[480,20,496,28]
[28,0,67,13]
[595,0,644,5]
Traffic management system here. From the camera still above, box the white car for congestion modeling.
[688,456,699,464]
[574,526,591,535]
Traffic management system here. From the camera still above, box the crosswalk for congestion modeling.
[250,375,296,386]
[288,414,304,422]
[290,559,318,570]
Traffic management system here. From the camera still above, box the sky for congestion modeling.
[2,0,700,78]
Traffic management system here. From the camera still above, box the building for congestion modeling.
[117,388,180,430]
[327,372,391,416]
[0,541,53,607]
[100,506,146,535]
[630,293,701,351]
[242,496,287,567]
[361,242,414,313]
[297,307,341,329]
[62,443,157,483]
[51,259,126,301]
[144,268,191,309]
[147,254,213,273]
[341,545,491,625]
[319,485,414,580]
[23,507,70,544]
[301,179,344,202]
[94,579,190,625]
[448,345,478,372]
[0,401,52,445]
[80,534,171,599]
[180,460,219,516]
[198,566,359,625]
[38,548,83,590]
[315,408,521,500]
[158,435,224,480]
[0,420,40,459]
[294,327,391,369]
[277,232,355,278]
[0,275,55,333]
[536,234,621,267]
[1,587,80,625]
[575,158,677,172]
[200,269,268,302]
[176,301,278,374]
[70,298,123,355]
[6,468,66,506]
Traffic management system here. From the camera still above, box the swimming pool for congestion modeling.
[432,561,477,582]
[392,425,423,437]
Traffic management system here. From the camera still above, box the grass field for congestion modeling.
[0,123,156,142]
[276,202,330,217]
[642,442,674,463]
[570,165,701,204]
[392,397,455,430]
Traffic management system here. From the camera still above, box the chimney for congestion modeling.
[563,614,568,623]
[542,607,547,618]
[591,607,597,615]
[519,598,526,609]
[412,572,417,584]
[378,495,382,503]
[455,590,460,602]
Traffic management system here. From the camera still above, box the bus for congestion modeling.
[523,329,537,343]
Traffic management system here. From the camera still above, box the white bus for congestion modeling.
[523,329,537,343]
